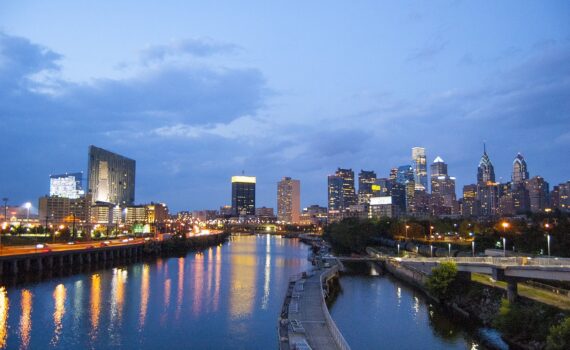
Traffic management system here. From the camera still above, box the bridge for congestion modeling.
[362,248,570,301]
[279,259,350,350]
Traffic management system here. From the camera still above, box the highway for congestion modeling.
[0,238,146,257]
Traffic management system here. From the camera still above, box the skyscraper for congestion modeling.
[396,165,414,185]
[277,177,300,223]
[50,172,85,199]
[358,170,377,205]
[477,145,498,216]
[461,184,479,217]
[525,176,549,213]
[430,157,456,215]
[231,176,256,216]
[87,146,136,205]
[336,168,357,208]
[477,144,495,184]
[512,153,529,184]
[412,147,428,191]
[327,175,343,212]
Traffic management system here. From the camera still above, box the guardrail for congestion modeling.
[319,265,351,350]
[399,256,570,267]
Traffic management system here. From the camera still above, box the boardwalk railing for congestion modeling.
[319,265,351,350]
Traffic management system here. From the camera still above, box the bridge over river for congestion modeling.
[350,248,570,301]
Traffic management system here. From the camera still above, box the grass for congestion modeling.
[472,273,570,310]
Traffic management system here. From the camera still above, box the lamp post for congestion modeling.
[405,225,410,240]
[430,225,434,241]
[448,243,451,257]
[430,245,433,257]
[1,197,7,254]
[503,237,506,257]
[397,243,400,256]
[472,241,475,257]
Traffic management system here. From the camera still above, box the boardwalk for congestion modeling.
[281,262,351,350]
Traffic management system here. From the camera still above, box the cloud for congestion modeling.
[140,38,240,64]
[407,36,447,62]
[0,32,62,90]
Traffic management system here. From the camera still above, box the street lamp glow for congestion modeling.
[547,234,551,257]
[24,202,32,220]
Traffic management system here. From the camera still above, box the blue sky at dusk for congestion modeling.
[1,1,569,212]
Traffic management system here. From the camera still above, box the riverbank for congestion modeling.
[375,255,569,349]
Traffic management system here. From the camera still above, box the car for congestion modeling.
[85,245,95,249]
[100,241,110,247]
[121,238,129,243]
[67,241,76,245]
[35,243,46,249]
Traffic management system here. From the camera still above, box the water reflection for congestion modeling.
[175,258,184,320]
[193,253,204,316]
[262,235,271,310]
[213,245,221,312]
[0,236,311,350]
[19,290,32,350]
[110,268,127,344]
[51,284,66,346]
[0,287,8,349]
[90,274,101,341]
[139,265,150,329]
[230,237,257,319]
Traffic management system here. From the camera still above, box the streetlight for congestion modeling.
[430,225,434,240]
[501,221,510,234]
[24,202,32,221]
[502,237,506,257]
[430,244,433,257]
[472,241,475,257]
[547,234,551,257]
[448,243,451,257]
[397,243,400,256]
[405,225,410,240]
[1,197,7,254]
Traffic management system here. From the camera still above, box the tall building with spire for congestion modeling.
[477,144,495,184]
[476,144,498,216]
[412,147,428,191]
[512,153,529,184]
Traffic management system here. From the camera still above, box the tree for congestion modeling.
[426,261,458,300]
[547,317,570,350]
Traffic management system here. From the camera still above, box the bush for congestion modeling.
[547,317,570,350]
[426,261,458,300]
[494,298,561,344]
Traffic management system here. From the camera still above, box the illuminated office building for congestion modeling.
[412,147,428,191]
[87,145,136,206]
[358,170,377,205]
[50,172,84,199]
[231,176,256,216]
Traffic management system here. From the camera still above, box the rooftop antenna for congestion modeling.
[483,141,487,154]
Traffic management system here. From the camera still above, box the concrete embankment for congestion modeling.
[0,232,229,283]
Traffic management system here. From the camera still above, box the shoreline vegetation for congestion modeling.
[323,217,570,350]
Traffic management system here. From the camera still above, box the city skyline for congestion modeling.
[1,1,569,211]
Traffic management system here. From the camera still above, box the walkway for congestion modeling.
[281,261,350,350]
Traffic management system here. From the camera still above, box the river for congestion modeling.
[0,235,503,349]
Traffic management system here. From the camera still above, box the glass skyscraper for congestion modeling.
[87,145,136,206]
[412,147,428,191]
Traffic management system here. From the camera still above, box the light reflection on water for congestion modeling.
[19,290,31,350]
[0,235,310,349]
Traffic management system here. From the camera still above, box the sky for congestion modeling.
[0,1,569,213]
